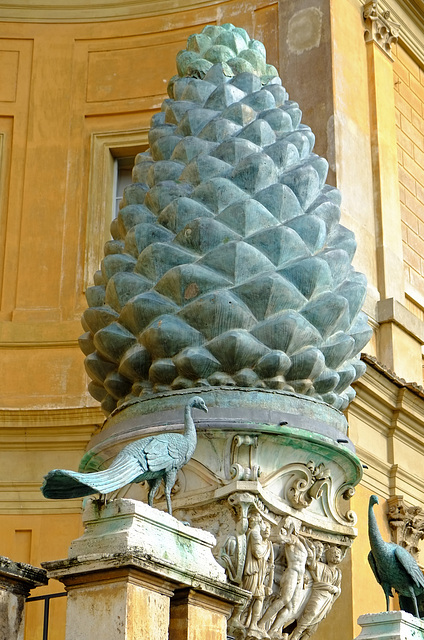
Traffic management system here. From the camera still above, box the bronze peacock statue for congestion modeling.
[41,395,208,515]
[368,494,424,618]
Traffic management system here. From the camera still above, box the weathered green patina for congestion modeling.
[42,396,208,515]
[80,23,372,418]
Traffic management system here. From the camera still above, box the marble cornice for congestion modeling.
[353,358,424,445]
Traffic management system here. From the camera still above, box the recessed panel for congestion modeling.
[87,41,184,103]
[0,51,19,102]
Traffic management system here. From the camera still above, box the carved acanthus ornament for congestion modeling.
[363,1,400,60]
[387,495,424,561]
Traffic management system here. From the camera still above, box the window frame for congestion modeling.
[84,128,148,289]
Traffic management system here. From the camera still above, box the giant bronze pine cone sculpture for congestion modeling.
[80,24,372,417]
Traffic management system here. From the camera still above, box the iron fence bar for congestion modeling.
[42,597,49,640]
[26,592,67,640]
[26,592,67,602]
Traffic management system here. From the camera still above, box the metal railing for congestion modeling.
[26,592,67,640]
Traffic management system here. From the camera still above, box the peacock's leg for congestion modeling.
[410,589,420,618]
[164,469,178,516]
[385,589,390,612]
[147,477,162,507]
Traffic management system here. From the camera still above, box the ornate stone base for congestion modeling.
[43,498,248,640]
[354,611,424,639]
[75,389,362,640]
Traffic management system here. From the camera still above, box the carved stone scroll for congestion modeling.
[230,434,261,482]
[363,1,400,60]
[387,495,424,561]
[287,461,331,510]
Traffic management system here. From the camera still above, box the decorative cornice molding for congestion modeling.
[0,0,277,23]
[0,482,83,514]
[0,405,103,427]
[0,406,102,449]
[360,353,424,402]
[352,360,424,500]
[363,1,400,60]
[359,0,424,68]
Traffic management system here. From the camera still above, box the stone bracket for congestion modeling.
[363,1,400,60]
[387,495,424,561]
[229,434,261,482]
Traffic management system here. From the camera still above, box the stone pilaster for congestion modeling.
[0,556,48,640]
[42,499,248,640]
[354,610,424,639]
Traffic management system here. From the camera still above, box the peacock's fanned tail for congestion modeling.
[41,453,143,499]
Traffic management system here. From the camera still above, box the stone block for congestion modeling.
[0,556,48,640]
[68,498,227,584]
[354,610,424,639]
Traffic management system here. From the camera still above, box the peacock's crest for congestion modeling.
[80,23,372,416]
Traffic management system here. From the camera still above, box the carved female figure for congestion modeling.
[243,517,275,635]
[228,511,274,638]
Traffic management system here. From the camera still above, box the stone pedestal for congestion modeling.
[354,611,424,639]
[42,498,248,640]
[0,556,48,640]
[169,588,233,640]
[75,390,362,640]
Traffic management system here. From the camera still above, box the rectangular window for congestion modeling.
[113,156,136,218]
[84,130,148,289]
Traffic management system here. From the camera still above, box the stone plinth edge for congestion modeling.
[42,498,248,606]
[0,556,48,596]
[69,498,225,581]
[355,610,424,639]
[43,551,248,606]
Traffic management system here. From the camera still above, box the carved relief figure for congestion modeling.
[290,544,343,640]
[259,517,310,639]
[229,511,274,638]
[244,517,275,636]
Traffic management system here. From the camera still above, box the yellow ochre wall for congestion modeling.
[0,3,280,639]
[1,1,424,640]
[394,45,424,312]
